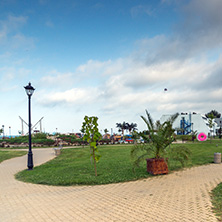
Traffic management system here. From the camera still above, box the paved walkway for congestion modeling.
[1,148,222,222]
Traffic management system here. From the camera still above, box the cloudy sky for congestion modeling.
[0,0,222,136]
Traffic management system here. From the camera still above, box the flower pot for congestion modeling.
[146,158,168,175]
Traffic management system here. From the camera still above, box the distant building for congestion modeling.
[160,112,219,137]
[214,118,222,135]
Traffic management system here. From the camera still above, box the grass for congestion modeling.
[16,144,150,185]
[0,150,27,163]
[169,140,222,170]
[15,140,222,186]
[211,183,222,221]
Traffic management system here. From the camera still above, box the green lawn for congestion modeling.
[15,140,222,186]
[16,144,150,185]
[169,140,222,170]
[0,150,27,163]
[211,183,222,221]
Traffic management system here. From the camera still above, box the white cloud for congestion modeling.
[38,87,101,107]
[0,15,27,36]
[77,59,112,75]
[36,52,222,119]
[0,15,35,51]
[130,5,153,18]
[40,71,75,87]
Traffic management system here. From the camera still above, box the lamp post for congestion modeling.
[24,82,35,170]
[9,126,11,138]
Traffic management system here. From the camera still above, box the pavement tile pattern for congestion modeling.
[1,148,222,221]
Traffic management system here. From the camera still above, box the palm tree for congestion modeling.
[116,122,127,136]
[127,123,137,134]
[131,110,191,169]
[140,110,178,158]
[104,128,109,134]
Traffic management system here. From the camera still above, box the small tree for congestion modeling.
[208,113,215,143]
[104,128,109,134]
[0,128,3,137]
[131,110,191,170]
[81,116,101,176]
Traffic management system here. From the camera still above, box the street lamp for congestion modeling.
[24,82,35,170]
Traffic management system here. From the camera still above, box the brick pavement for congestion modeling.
[0,148,222,221]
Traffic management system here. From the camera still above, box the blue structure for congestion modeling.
[177,117,192,135]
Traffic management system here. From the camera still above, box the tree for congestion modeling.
[208,113,215,143]
[81,116,102,176]
[131,110,191,169]
[104,128,109,134]
[116,122,128,136]
[127,123,137,134]
[206,110,221,118]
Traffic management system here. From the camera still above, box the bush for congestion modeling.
[1,135,54,146]
[57,134,78,143]
[32,138,54,146]
[1,136,28,144]
[33,133,48,139]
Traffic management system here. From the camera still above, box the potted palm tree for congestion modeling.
[131,110,191,175]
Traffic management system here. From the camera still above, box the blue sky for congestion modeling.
[1,0,222,136]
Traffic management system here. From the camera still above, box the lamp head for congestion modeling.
[24,82,35,96]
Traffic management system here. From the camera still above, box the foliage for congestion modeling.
[208,113,215,128]
[57,134,78,143]
[104,128,109,134]
[1,135,54,146]
[116,122,137,135]
[116,122,127,136]
[131,110,191,169]
[211,183,222,221]
[205,110,221,118]
[1,136,29,144]
[32,138,54,146]
[33,133,48,139]
[167,145,191,167]
[127,123,137,133]
[208,113,215,143]
[131,131,140,140]
[141,110,178,158]
[81,116,102,176]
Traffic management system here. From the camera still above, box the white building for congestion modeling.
[160,112,218,136]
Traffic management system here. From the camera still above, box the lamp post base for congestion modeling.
[27,152,33,170]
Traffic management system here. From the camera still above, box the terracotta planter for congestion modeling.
[146,158,168,175]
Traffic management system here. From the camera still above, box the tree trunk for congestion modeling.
[92,147,97,176]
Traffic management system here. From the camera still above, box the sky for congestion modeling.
[0,0,222,136]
